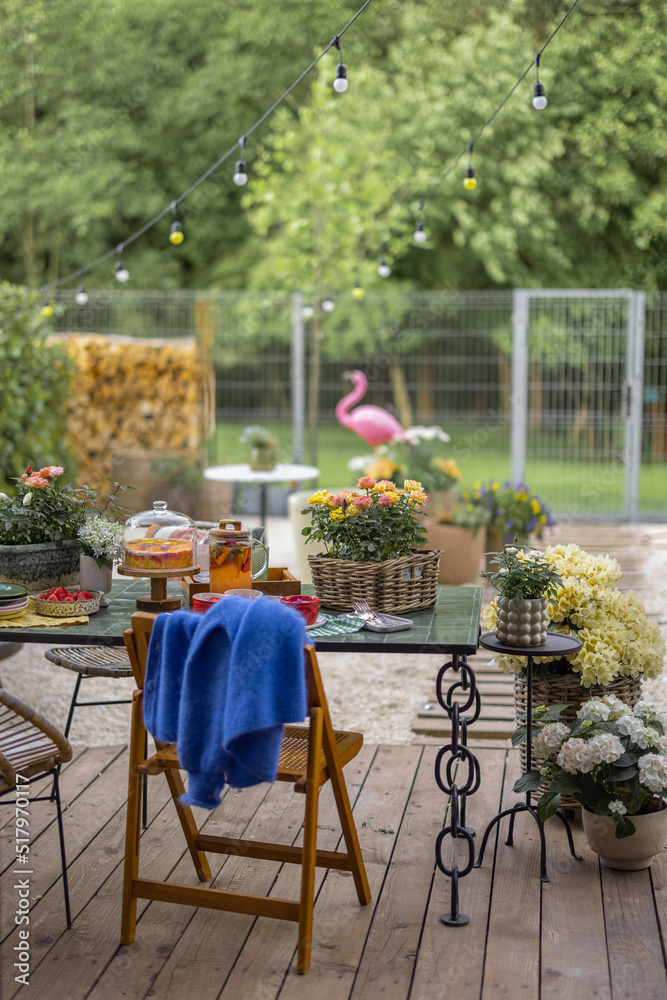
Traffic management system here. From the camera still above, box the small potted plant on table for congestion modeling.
[240,426,277,471]
[483,542,563,647]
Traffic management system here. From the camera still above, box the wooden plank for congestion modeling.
[602,864,667,999]
[71,778,274,1000]
[349,746,469,1000]
[0,745,125,869]
[409,747,508,1000]
[649,850,667,971]
[139,744,380,1000]
[225,745,422,1000]
[480,747,542,1000]
[540,816,611,999]
[412,719,514,740]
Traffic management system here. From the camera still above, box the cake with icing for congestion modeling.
[124,537,194,571]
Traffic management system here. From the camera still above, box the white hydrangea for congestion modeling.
[615,714,658,748]
[577,698,611,723]
[556,733,624,774]
[608,799,627,815]
[637,754,667,794]
[587,733,625,765]
[78,518,124,563]
[533,722,570,759]
[633,700,661,722]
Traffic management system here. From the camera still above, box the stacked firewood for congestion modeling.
[61,334,212,493]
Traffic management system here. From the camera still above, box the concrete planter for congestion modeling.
[582,803,667,870]
[0,539,81,592]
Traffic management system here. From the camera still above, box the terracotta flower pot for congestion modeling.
[582,803,667,870]
[424,520,486,585]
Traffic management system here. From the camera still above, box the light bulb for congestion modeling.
[115,261,129,283]
[301,304,315,319]
[333,64,348,92]
[233,159,248,186]
[413,220,427,244]
[169,221,184,245]
[41,302,54,318]
[463,165,477,190]
[75,285,89,306]
[377,257,391,278]
[321,298,335,313]
[352,280,364,300]
[533,82,548,110]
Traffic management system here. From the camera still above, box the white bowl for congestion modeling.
[29,590,103,617]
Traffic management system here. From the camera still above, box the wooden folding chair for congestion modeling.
[120,610,371,974]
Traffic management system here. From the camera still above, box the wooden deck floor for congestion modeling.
[413,522,667,742]
[2,738,666,999]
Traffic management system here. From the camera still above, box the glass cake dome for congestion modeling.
[122,501,197,573]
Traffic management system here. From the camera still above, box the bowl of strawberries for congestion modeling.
[29,586,103,617]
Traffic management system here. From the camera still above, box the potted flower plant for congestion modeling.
[77,517,125,601]
[514,695,667,868]
[462,480,555,568]
[239,425,277,471]
[424,501,490,586]
[485,543,666,803]
[482,542,563,646]
[301,477,439,613]
[0,464,129,592]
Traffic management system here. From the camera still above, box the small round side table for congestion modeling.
[474,631,584,883]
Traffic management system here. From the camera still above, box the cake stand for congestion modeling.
[117,564,199,612]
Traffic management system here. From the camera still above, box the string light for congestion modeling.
[321,297,336,313]
[463,143,477,190]
[533,54,548,109]
[377,257,391,278]
[332,37,348,92]
[233,137,248,186]
[169,202,184,244]
[115,246,129,283]
[352,279,364,299]
[38,0,579,296]
[75,285,89,306]
[413,220,427,244]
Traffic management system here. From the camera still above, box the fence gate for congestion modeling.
[511,289,645,522]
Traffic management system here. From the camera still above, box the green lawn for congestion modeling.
[211,421,667,517]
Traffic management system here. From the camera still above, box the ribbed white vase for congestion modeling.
[79,554,113,601]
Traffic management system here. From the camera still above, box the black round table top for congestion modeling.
[479,631,583,658]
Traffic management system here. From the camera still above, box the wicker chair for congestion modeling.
[0,688,73,928]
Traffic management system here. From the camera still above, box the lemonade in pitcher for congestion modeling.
[208,520,268,592]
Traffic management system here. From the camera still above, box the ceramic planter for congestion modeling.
[495,595,548,646]
[423,520,486,585]
[249,446,276,471]
[79,554,113,601]
[582,803,667,870]
[0,539,81,593]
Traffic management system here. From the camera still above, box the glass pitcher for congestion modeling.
[208,520,269,593]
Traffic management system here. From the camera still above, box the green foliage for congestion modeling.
[0,464,93,545]
[483,541,563,602]
[0,283,72,489]
[462,480,556,540]
[301,481,427,562]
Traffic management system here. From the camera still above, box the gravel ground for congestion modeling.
[2,518,666,746]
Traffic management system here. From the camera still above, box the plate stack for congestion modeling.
[0,583,28,619]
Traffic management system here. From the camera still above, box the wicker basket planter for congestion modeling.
[514,667,642,809]
[307,548,441,614]
[0,539,82,593]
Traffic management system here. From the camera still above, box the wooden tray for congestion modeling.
[181,567,300,604]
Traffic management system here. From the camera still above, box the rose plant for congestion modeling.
[482,542,563,605]
[301,477,428,563]
[514,695,667,838]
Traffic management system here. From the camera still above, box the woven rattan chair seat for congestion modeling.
[138,725,363,791]
[0,692,73,789]
[45,645,133,679]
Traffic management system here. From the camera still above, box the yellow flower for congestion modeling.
[433,458,461,478]
[367,458,400,480]
[531,499,540,514]
[329,509,345,521]
[403,479,422,491]
[308,490,332,505]
[346,505,359,517]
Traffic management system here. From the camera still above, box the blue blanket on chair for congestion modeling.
[144,597,308,809]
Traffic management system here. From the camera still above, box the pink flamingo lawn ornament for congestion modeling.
[335,370,404,447]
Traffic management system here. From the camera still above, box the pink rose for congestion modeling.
[36,465,64,479]
[357,476,376,489]
[24,475,49,488]
[353,496,372,510]
[377,494,393,507]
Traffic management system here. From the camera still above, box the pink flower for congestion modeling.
[330,492,351,508]
[20,465,32,481]
[24,475,49,488]
[377,494,394,507]
[36,465,64,479]
[353,496,372,510]
[357,477,376,489]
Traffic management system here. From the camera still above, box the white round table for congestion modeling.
[203,463,319,525]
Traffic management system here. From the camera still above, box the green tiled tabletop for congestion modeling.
[0,578,482,654]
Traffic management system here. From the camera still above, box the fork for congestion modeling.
[351,600,393,625]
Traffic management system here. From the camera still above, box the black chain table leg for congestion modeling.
[434,653,481,927]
